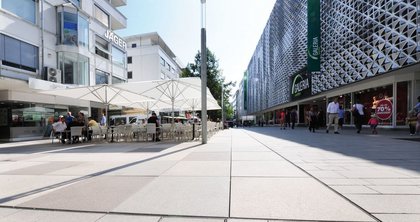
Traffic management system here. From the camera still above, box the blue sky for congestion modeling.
[117,0,276,91]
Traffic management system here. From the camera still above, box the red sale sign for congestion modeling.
[376,99,392,120]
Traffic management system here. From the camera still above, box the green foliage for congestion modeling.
[183,48,235,121]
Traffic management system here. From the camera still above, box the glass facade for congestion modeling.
[112,46,126,67]
[112,76,125,84]
[1,0,36,24]
[0,33,38,73]
[96,69,109,84]
[58,52,89,85]
[58,10,89,48]
[94,5,109,28]
[95,36,110,59]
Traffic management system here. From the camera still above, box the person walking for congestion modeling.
[352,99,365,133]
[100,111,107,126]
[367,114,379,134]
[406,111,417,135]
[285,110,291,128]
[308,107,317,133]
[326,97,340,134]
[291,108,297,129]
[338,105,345,132]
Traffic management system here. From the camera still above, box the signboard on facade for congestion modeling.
[290,73,311,101]
[307,0,320,75]
[376,99,392,120]
[104,30,127,50]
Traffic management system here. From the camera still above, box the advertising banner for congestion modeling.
[376,99,392,120]
[307,0,321,74]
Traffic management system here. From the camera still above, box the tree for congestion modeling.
[182,48,235,121]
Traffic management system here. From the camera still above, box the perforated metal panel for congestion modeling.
[246,0,419,114]
[313,0,419,93]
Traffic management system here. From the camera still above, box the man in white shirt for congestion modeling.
[52,116,67,144]
[326,97,340,134]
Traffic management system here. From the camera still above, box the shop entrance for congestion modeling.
[298,98,327,127]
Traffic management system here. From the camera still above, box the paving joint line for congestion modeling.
[243,129,383,222]
[228,130,233,218]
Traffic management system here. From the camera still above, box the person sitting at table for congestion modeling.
[52,115,67,144]
[147,111,160,141]
[87,117,98,141]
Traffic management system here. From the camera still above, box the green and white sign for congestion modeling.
[291,72,311,101]
[307,0,320,74]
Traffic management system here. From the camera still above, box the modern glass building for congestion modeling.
[0,0,127,141]
[238,0,420,128]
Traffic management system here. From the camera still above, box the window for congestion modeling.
[160,57,165,66]
[127,56,132,64]
[94,5,109,28]
[0,34,4,60]
[1,0,36,24]
[58,9,89,48]
[131,43,137,48]
[1,34,38,72]
[160,72,165,80]
[95,36,109,59]
[69,0,80,7]
[112,76,125,84]
[63,11,78,46]
[127,71,132,79]
[112,46,125,67]
[78,15,89,47]
[58,52,89,85]
[95,69,109,85]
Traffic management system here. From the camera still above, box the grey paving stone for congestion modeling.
[162,161,230,177]
[363,178,420,185]
[18,176,155,212]
[228,219,268,222]
[321,178,371,185]
[104,161,178,176]
[230,177,375,221]
[305,170,345,178]
[373,213,420,222]
[182,152,231,161]
[0,208,19,218]
[0,175,78,201]
[97,214,161,222]
[160,217,224,222]
[368,185,420,194]
[231,161,308,177]
[330,185,379,194]
[346,194,420,213]
[0,161,47,174]
[338,169,411,179]
[114,176,229,217]
[46,161,126,176]
[0,209,103,222]
[232,152,283,161]
[2,161,82,175]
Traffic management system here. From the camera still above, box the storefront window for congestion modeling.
[1,0,36,24]
[58,52,89,85]
[11,103,54,127]
[355,84,393,126]
[112,46,125,67]
[396,82,409,126]
[337,93,352,124]
[96,69,109,85]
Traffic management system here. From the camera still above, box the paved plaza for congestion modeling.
[0,127,419,222]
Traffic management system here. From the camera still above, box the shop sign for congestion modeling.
[104,30,127,49]
[291,73,311,101]
[307,0,320,75]
[376,99,392,120]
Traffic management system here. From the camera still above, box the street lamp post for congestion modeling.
[201,0,207,144]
